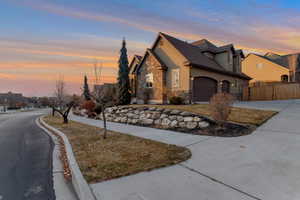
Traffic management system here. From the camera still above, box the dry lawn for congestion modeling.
[130,104,277,126]
[44,115,191,183]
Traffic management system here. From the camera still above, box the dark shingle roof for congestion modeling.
[160,32,251,80]
[160,33,224,71]
[136,49,167,73]
[134,55,142,61]
[191,39,219,52]
[254,53,300,70]
[129,54,143,74]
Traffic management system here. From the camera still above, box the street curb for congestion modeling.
[38,116,97,200]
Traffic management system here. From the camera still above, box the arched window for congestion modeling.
[221,80,230,93]
[281,75,288,82]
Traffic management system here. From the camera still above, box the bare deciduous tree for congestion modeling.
[90,61,118,139]
[51,76,74,123]
[209,93,235,129]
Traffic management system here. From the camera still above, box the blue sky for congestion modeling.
[0,0,300,96]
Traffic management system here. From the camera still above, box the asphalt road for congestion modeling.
[0,111,55,200]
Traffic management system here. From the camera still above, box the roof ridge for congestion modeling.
[159,32,226,70]
[253,53,288,69]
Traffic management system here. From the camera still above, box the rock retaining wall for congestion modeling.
[95,106,212,131]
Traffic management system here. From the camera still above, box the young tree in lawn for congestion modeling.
[83,75,91,100]
[117,38,131,105]
[91,61,118,139]
[51,76,74,123]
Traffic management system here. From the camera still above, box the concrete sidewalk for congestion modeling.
[70,100,300,200]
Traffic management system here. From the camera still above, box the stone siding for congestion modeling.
[136,54,166,104]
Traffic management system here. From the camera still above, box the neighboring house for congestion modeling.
[129,32,251,104]
[242,52,300,83]
[0,92,26,107]
[94,83,117,94]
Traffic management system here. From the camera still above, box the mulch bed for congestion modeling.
[143,121,254,137]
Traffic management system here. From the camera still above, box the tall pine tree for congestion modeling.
[83,75,91,100]
[117,38,131,105]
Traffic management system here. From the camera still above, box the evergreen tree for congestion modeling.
[83,75,91,100]
[117,38,131,105]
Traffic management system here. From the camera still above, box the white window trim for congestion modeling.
[145,73,153,88]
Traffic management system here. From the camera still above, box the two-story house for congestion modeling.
[129,32,251,104]
[242,52,300,83]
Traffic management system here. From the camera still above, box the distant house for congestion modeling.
[0,92,26,108]
[242,52,300,83]
[94,83,117,94]
[129,32,250,104]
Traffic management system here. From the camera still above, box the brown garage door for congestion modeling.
[193,77,218,101]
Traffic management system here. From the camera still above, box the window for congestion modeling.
[145,73,153,88]
[228,51,233,66]
[172,69,180,88]
[281,75,288,82]
[256,63,263,69]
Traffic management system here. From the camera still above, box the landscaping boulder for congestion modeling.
[193,117,202,122]
[170,120,178,128]
[184,117,194,122]
[181,111,193,116]
[170,110,181,115]
[199,121,210,128]
[142,119,154,125]
[186,122,198,129]
[161,118,171,126]
[160,114,168,119]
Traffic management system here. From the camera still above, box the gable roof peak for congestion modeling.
[265,52,280,56]
[134,54,142,60]
[191,39,217,48]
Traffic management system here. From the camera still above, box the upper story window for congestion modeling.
[228,51,233,65]
[256,63,263,69]
[233,56,241,73]
[172,69,180,88]
[145,73,153,88]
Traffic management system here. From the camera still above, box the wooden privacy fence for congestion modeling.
[243,83,300,101]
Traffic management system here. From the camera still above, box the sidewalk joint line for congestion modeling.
[184,137,215,147]
[179,164,262,200]
[257,128,300,135]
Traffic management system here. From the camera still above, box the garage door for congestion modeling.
[193,77,218,101]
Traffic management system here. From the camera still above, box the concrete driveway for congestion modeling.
[70,100,300,200]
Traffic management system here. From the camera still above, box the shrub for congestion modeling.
[169,96,184,105]
[209,93,235,127]
[81,100,96,113]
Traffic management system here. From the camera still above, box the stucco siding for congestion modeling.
[153,37,190,93]
[242,54,289,83]
[215,52,230,70]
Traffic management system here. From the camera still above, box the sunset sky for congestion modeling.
[1,0,300,96]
